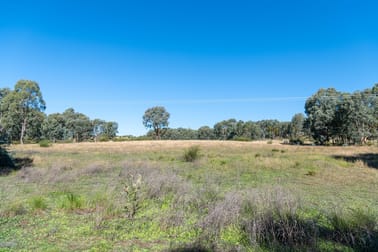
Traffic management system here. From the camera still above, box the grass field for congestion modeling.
[1,141,377,251]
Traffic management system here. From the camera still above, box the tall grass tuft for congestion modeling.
[241,188,318,250]
[326,209,378,250]
[183,145,200,162]
[29,196,48,211]
[59,192,84,210]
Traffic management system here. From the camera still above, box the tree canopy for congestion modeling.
[0,80,118,143]
[143,106,170,139]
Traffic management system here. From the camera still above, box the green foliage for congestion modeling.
[143,106,170,139]
[183,145,200,162]
[39,139,51,147]
[29,196,48,211]
[59,192,83,210]
[305,85,378,145]
[0,80,46,144]
[123,174,143,219]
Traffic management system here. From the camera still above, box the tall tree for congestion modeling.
[0,80,46,144]
[289,113,305,139]
[62,108,92,142]
[305,88,340,145]
[142,106,170,139]
[42,113,66,142]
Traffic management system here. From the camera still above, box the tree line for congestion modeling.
[0,80,118,144]
[143,84,378,145]
[1,80,377,145]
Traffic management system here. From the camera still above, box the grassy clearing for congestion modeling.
[0,141,377,251]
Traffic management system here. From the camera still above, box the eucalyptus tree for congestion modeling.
[42,113,66,142]
[289,113,305,139]
[198,126,215,140]
[213,119,237,140]
[62,108,92,142]
[0,80,46,144]
[305,88,340,144]
[143,106,170,139]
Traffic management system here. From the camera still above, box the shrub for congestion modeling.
[183,146,200,162]
[289,138,304,145]
[233,136,251,142]
[30,196,48,211]
[39,139,51,147]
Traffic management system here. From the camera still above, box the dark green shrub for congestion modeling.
[39,139,51,147]
[183,146,200,162]
[289,138,304,145]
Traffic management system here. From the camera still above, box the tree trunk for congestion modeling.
[20,117,27,144]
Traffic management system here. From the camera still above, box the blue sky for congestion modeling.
[1,0,378,135]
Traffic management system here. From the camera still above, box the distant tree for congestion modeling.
[305,85,378,145]
[213,119,237,140]
[142,106,170,139]
[92,119,106,142]
[305,88,339,144]
[256,120,281,139]
[198,126,215,140]
[103,121,118,139]
[62,108,92,142]
[0,80,46,144]
[289,113,305,139]
[42,113,66,142]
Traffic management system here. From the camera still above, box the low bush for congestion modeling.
[183,146,200,162]
[39,139,51,147]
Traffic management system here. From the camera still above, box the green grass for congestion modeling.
[0,141,377,251]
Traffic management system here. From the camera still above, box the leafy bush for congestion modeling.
[183,145,200,162]
[289,138,304,145]
[39,139,51,147]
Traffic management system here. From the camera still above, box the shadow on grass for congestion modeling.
[333,153,378,169]
[0,146,33,175]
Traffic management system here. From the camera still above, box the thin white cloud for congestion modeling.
[57,96,308,106]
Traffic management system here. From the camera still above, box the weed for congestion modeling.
[183,146,200,162]
[123,173,143,219]
[59,192,83,210]
[200,191,244,236]
[29,196,48,211]
[241,189,318,249]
